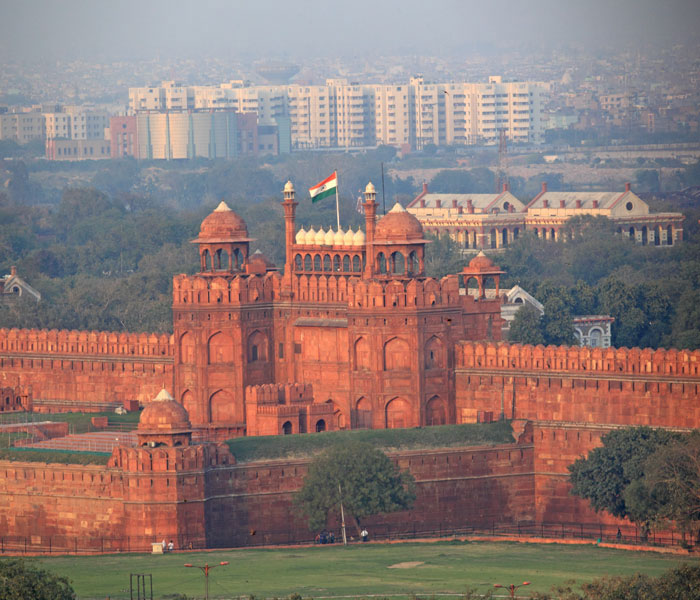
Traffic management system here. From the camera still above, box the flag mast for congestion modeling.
[335,171,341,230]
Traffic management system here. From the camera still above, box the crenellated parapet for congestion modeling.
[346,275,467,309]
[0,328,173,358]
[109,442,235,472]
[457,341,700,378]
[173,272,282,306]
[245,382,313,406]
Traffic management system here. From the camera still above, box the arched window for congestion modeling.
[490,228,497,248]
[391,252,405,275]
[385,397,410,429]
[313,255,322,271]
[590,328,603,348]
[384,337,410,371]
[248,330,267,362]
[323,254,332,272]
[304,254,312,271]
[282,421,292,435]
[315,419,326,432]
[355,397,372,429]
[217,249,230,271]
[179,332,195,364]
[425,336,444,369]
[203,249,212,271]
[333,255,341,272]
[352,255,361,272]
[502,229,508,246]
[425,396,446,426]
[513,228,519,240]
[208,332,233,364]
[210,389,236,423]
[641,226,648,246]
[294,254,303,270]
[666,225,673,245]
[354,337,371,370]
[377,253,387,274]
[342,255,351,272]
[407,251,418,275]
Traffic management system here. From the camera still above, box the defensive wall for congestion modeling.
[0,433,538,552]
[0,328,174,410]
[455,342,700,428]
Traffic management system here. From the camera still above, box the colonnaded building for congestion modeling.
[0,183,698,551]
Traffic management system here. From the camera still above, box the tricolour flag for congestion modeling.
[309,172,338,203]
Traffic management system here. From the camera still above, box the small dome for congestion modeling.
[344,229,355,245]
[324,228,335,245]
[306,227,316,245]
[284,180,294,193]
[314,228,326,245]
[334,228,345,245]
[365,182,376,194]
[138,388,192,434]
[374,202,424,242]
[353,228,366,246]
[468,250,497,271]
[195,201,250,242]
[295,227,307,244]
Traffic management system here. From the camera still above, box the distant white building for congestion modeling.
[0,267,40,302]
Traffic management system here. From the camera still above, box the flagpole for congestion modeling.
[335,171,341,230]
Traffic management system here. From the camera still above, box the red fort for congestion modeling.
[0,182,698,551]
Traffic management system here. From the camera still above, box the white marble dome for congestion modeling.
[314,228,326,245]
[353,228,366,246]
[295,227,307,244]
[306,227,316,245]
[344,229,355,245]
[334,228,345,245]
[324,227,335,245]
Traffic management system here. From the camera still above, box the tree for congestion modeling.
[0,559,75,599]
[508,303,545,346]
[423,233,465,279]
[638,431,700,542]
[296,442,415,533]
[568,427,680,526]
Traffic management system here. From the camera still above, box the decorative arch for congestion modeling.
[304,254,312,271]
[313,254,321,271]
[282,421,293,435]
[247,330,267,362]
[294,254,303,270]
[425,395,447,426]
[391,252,405,275]
[424,336,444,370]
[385,397,410,429]
[355,397,372,429]
[589,328,603,348]
[181,390,196,422]
[208,332,234,364]
[323,254,332,272]
[352,255,361,272]
[315,419,326,432]
[210,389,235,423]
[179,332,195,364]
[342,255,351,272]
[384,337,410,371]
[354,336,371,370]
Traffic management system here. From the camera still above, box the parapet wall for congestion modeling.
[455,341,700,429]
[245,382,314,406]
[457,341,700,377]
[173,272,281,306]
[0,328,174,409]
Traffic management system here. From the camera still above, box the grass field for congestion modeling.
[31,540,699,600]
[227,421,514,463]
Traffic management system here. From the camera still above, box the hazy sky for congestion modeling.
[1,0,699,62]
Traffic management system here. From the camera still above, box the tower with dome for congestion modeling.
[172,181,504,439]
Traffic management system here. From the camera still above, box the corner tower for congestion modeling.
[191,201,253,273]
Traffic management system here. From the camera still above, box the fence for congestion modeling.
[0,520,694,556]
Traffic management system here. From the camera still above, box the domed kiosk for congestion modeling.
[191,201,254,273]
[369,191,429,277]
[137,388,193,448]
[461,251,504,299]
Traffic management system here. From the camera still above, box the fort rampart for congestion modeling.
[455,342,700,428]
[0,328,174,410]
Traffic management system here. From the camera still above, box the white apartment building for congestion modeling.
[0,111,45,143]
[128,76,547,151]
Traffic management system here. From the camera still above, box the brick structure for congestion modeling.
[0,180,699,552]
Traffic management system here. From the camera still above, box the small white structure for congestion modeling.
[0,267,40,302]
[573,316,614,348]
[501,285,544,336]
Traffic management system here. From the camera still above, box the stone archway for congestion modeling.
[385,397,410,429]
[425,395,447,426]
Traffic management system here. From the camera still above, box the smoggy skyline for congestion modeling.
[2,0,699,63]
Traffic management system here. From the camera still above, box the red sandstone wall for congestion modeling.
[530,423,628,527]
[202,443,535,547]
[455,342,700,429]
[0,328,174,410]
[0,460,127,552]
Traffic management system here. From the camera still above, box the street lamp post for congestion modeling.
[494,581,530,599]
[184,561,229,600]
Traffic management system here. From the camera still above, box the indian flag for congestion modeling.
[309,172,338,203]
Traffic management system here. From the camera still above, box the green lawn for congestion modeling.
[227,421,514,463]
[0,410,140,432]
[30,540,698,600]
